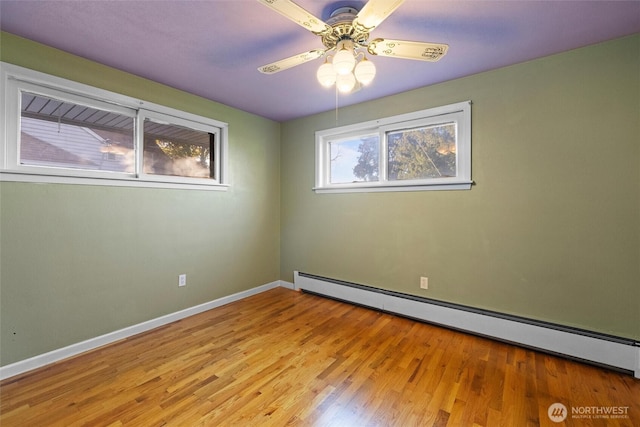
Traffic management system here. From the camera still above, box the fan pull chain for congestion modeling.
[335,84,340,122]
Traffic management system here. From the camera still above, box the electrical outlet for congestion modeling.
[420,276,429,290]
[178,274,187,287]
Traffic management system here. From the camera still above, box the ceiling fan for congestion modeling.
[257,0,448,93]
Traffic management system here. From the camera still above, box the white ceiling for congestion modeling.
[1,0,639,122]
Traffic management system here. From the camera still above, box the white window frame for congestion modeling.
[315,101,472,193]
[0,62,229,190]
[138,109,222,186]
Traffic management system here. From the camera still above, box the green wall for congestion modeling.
[280,34,640,340]
[0,33,281,365]
[1,32,638,368]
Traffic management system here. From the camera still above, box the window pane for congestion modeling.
[20,93,135,172]
[387,123,457,180]
[143,119,213,179]
[330,134,379,184]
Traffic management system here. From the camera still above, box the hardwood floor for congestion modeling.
[1,287,638,426]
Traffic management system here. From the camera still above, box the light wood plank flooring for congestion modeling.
[1,287,638,426]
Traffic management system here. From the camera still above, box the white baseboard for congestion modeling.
[279,280,295,290]
[0,280,288,381]
[294,272,640,378]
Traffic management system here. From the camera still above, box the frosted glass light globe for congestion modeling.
[336,73,356,93]
[317,62,336,87]
[354,57,376,85]
[333,46,356,75]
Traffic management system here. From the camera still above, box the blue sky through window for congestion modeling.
[330,138,364,184]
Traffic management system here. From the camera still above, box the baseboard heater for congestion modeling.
[294,272,640,378]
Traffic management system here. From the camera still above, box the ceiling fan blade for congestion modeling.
[258,49,325,74]
[353,0,405,33]
[256,0,331,35]
[368,38,449,62]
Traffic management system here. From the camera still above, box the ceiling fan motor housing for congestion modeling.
[321,7,369,50]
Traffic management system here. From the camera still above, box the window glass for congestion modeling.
[20,92,134,173]
[315,101,471,193]
[387,123,457,181]
[143,119,213,179]
[330,134,379,184]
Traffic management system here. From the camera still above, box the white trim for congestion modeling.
[294,272,640,378]
[279,280,295,290]
[313,181,473,193]
[0,281,289,381]
[0,171,231,191]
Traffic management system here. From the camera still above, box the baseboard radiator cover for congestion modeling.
[294,272,640,378]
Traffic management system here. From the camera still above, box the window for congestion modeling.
[139,111,222,184]
[315,101,471,193]
[1,62,228,190]
[19,90,136,174]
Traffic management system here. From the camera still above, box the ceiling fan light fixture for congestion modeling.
[333,41,356,75]
[258,0,449,95]
[354,56,376,85]
[316,61,337,87]
[336,72,356,93]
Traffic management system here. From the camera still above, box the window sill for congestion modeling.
[0,171,230,191]
[313,181,474,194]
